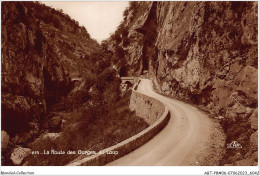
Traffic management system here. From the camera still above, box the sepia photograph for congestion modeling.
[1,0,259,175]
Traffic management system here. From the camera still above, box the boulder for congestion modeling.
[1,130,10,151]
[228,103,253,120]
[49,115,62,129]
[225,110,237,120]
[231,103,247,114]
[235,66,258,101]
[10,147,31,165]
[250,109,258,130]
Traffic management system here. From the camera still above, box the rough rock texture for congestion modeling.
[48,115,62,129]
[250,130,258,152]
[250,109,258,130]
[1,2,100,136]
[1,131,10,152]
[10,147,32,165]
[107,1,257,165]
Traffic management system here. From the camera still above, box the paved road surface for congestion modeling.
[107,79,224,166]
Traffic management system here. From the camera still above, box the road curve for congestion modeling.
[107,79,224,166]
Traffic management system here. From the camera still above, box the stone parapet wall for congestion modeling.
[67,84,170,166]
[129,90,164,125]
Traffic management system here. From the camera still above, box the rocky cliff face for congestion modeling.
[1,2,100,136]
[106,1,258,165]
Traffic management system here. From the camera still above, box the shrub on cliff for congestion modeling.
[115,46,125,60]
[95,68,121,108]
[128,2,138,13]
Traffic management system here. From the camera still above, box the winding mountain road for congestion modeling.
[107,79,225,166]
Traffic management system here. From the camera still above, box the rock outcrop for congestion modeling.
[106,1,258,165]
[250,109,258,130]
[1,2,100,136]
[10,147,31,165]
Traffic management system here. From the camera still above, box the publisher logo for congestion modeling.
[227,141,242,149]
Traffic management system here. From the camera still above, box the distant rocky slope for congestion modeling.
[105,1,258,165]
[1,2,100,136]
